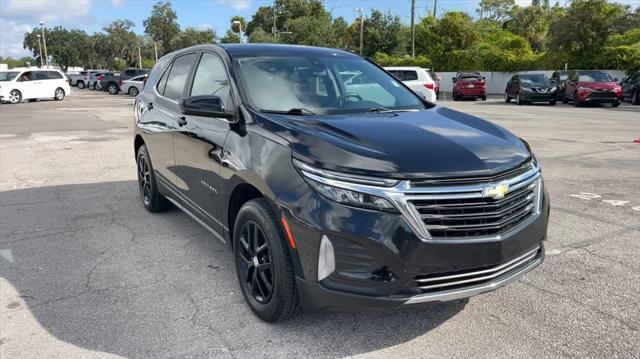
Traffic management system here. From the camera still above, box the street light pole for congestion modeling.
[39,20,48,67]
[36,34,43,68]
[232,20,245,44]
[411,0,416,58]
[154,42,158,62]
[355,8,364,55]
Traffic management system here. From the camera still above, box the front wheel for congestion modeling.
[516,92,523,105]
[136,145,171,212]
[8,89,21,104]
[128,86,139,97]
[234,199,300,322]
[504,92,511,103]
[612,100,620,108]
[573,92,581,107]
[549,100,556,106]
[54,88,65,101]
[632,90,639,105]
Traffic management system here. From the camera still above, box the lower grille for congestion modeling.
[412,246,541,293]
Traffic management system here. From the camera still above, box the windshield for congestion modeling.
[520,74,551,86]
[579,71,613,82]
[0,72,20,81]
[459,75,482,82]
[235,55,426,115]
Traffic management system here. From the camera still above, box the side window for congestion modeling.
[190,52,232,109]
[402,71,418,81]
[35,72,50,80]
[48,71,63,79]
[156,64,172,95]
[124,70,134,76]
[19,71,34,81]
[163,53,197,100]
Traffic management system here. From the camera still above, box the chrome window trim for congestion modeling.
[295,158,542,242]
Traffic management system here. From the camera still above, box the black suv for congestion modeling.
[504,73,557,105]
[134,44,549,322]
[620,71,640,105]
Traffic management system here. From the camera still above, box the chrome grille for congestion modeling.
[404,163,542,240]
[412,246,541,293]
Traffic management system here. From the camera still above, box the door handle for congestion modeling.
[147,102,153,110]
[177,116,187,127]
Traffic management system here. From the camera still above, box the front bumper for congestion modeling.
[521,92,556,102]
[284,182,550,312]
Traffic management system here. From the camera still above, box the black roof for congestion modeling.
[169,43,358,58]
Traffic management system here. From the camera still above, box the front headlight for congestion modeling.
[550,86,557,92]
[293,158,398,212]
[522,87,533,92]
[578,86,592,91]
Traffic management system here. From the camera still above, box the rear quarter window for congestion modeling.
[402,71,418,81]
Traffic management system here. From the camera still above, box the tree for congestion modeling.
[476,0,516,22]
[103,20,138,67]
[0,56,37,69]
[506,5,551,51]
[547,0,632,68]
[220,30,241,44]
[23,27,89,71]
[143,1,180,55]
[173,28,216,48]
[348,10,407,58]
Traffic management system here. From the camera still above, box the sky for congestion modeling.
[0,0,637,58]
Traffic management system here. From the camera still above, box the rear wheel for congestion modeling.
[54,88,65,101]
[136,145,171,212]
[481,95,487,101]
[453,93,459,101]
[77,81,85,89]
[8,89,21,104]
[128,86,139,97]
[234,198,300,322]
[108,83,118,95]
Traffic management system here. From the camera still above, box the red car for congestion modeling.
[562,70,622,107]
[452,72,487,101]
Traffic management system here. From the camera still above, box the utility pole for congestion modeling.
[411,0,416,58]
[272,1,277,34]
[39,20,48,67]
[138,47,142,69]
[154,42,158,62]
[433,0,438,18]
[356,7,364,55]
[36,34,43,68]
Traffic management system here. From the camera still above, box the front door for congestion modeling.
[173,51,233,234]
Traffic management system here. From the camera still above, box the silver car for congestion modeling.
[120,74,147,96]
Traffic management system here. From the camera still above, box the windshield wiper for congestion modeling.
[368,107,420,113]
[261,108,316,116]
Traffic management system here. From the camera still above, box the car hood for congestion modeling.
[260,107,531,179]
[578,81,618,90]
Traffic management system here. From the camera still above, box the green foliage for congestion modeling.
[373,53,430,67]
[143,1,180,55]
[477,0,516,22]
[173,28,216,48]
[141,58,156,69]
[220,30,241,44]
[113,59,128,71]
[0,56,37,69]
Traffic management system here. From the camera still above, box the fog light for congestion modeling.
[317,235,335,281]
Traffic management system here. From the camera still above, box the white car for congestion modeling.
[0,69,70,104]
[384,66,437,102]
[120,74,147,97]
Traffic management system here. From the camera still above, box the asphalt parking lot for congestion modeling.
[1,90,639,358]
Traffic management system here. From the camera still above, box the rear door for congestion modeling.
[172,51,233,232]
[16,71,39,99]
[138,52,198,186]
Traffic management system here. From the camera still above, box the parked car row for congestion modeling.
[0,68,70,104]
[69,67,150,97]
[504,70,640,107]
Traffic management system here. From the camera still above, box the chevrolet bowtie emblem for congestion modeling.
[483,182,510,200]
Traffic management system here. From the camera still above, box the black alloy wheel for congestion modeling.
[136,144,171,212]
[238,220,274,304]
[138,154,152,205]
[108,83,118,95]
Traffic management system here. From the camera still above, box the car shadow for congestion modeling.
[0,181,465,358]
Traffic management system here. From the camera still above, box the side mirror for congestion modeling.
[482,76,486,80]
[452,77,457,82]
[614,77,618,82]
[179,95,233,119]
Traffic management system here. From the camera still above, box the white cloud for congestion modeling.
[111,0,125,7]
[196,23,215,31]
[0,0,94,58]
[217,0,252,11]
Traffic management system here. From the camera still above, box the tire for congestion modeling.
[632,89,639,105]
[504,92,511,103]
[562,91,568,104]
[549,100,556,106]
[481,95,487,101]
[516,92,523,105]
[234,198,300,322]
[453,93,459,101]
[612,100,620,108]
[573,92,581,107]
[8,89,21,104]
[108,83,119,95]
[95,83,102,91]
[77,81,85,89]
[54,88,65,101]
[136,145,171,212]
[128,86,139,97]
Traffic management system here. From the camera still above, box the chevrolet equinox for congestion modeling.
[133,44,549,322]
